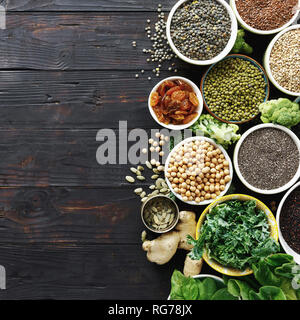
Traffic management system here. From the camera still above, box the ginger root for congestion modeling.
[142,211,197,265]
[183,253,203,277]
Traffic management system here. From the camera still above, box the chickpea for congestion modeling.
[205,193,211,200]
[220,185,225,191]
[182,196,188,202]
[224,169,230,176]
[210,185,215,193]
[224,175,231,183]
[202,167,210,174]
[220,179,225,185]
[195,197,201,203]
[204,185,209,192]
[211,193,217,199]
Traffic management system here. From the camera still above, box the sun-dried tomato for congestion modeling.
[189,92,199,107]
[150,92,159,107]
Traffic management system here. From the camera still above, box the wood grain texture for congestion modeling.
[0,70,172,129]
[0,12,183,71]
[0,186,151,245]
[0,243,188,300]
[4,0,175,12]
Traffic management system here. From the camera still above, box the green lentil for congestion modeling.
[204,57,267,122]
[170,0,232,61]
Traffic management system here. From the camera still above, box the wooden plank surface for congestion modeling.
[0,0,298,300]
[4,0,175,12]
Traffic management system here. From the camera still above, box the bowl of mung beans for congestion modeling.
[230,0,300,35]
[264,25,300,97]
[165,136,233,206]
[166,0,238,66]
[201,54,269,124]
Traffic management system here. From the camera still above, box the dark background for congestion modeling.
[0,0,298,300]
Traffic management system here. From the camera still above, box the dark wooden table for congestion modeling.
[0,0,298,300]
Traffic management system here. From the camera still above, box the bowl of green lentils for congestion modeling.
[166,0,238,66]
[201,54,270,124]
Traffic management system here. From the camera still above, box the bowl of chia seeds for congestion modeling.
[166,0,238,66]
[201,54,269,124]
[233,124,300,195]
[276,181,300,265]
[264,25,300,97]
[230,0,300,35]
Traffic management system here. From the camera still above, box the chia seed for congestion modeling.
[170,0,232,61]
[280,186,300,254]
[238,128,300,190]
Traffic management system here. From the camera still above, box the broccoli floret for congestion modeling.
[190,114,241,149]
[231,29,253,55]
[259,98,300,128]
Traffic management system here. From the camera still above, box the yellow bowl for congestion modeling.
[196,194,279,276]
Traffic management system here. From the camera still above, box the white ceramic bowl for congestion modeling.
[166,0,238,66]
[264,24,300,97]
[167,274,224,300]
[230,0,300,35]
[234,124,300,195]
[148,76,203,130]
[276,182,300,265]
[165,136,233,206]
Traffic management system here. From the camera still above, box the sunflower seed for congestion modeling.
[126,176,135,183]
[137,176,146,181]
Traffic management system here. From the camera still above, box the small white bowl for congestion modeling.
[264,25,300,97]
[165,136,233,206]
[230,0,300,35]
[148,76,203,130]
[234,124,300,195]
[276,182,300,265]
[166,0,238,66]
[167,274,224,300]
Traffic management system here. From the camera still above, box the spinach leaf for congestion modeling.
[211,288,238,300]
[170,270,186,300]
[227,279,252,300]
[182,277,199,300]
[249,286,286,300]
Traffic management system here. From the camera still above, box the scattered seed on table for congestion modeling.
[137,175,146,181]
[130,168,138,174]
[134,188,143,194]
[151,175,159,180]
[145,161,152,169]
[126,176,135,183]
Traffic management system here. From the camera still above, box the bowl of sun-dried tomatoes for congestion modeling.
[148,76,203,130]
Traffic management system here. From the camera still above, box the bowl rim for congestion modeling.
[200,54,270,125]
[166,0,238,66]
[264,24,300,97]
[230,0,300,35]
[164,136,233,206]
[233,123,300,195]
[276,181,300,265]
[167,274,224,300]
[140,195,180,234]
[148,76,203,130]
[196,193,279,276]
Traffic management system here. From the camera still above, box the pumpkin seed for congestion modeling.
[153,215,161,225]
[134,188,143,194]
[149,185,156,190]
[151,174,159,180]
[152,190,159,196]
[153,168,160,174]
[141,197,148,203]
[138,165,144,171]
[157,165,164,172]
[136,170,142,176]
[126,176,135,183]
[160,188,168,193]
[130,168,138,174]
[141,230,147,242]
[160,223,169,229]
[145,161,152,169]
[137,175,146,181]
[140,191,146,198]
[152,206,158,213]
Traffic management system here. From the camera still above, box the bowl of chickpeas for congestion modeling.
[165,136,233,205]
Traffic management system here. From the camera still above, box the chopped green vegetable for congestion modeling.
[231,29,253,55]
[190,114,241,149]
[188,200,280,270]
[259,98,300,128]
